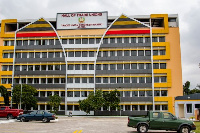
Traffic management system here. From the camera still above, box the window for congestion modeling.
[68,52,74,57]
[22,65,27,71]
[103,77,108,83]
[146,77,152,83]
[117,77,123,83]
[139,91,145,96]
[55,39,60,45]
[138,37,143,43]
[41,78,46,84]
[67,91,73,97]
[124,50,130,56]
[138,64,144,69]
[159,37,165,42]
[96,77,101,83]
[47,78,53,83]
[48,65,53,70]
[140,105,145,110]
[35,52,40,58]
[160,50,166,55]
[131,63,137,69]
[153,63,159,69]
[131,37,136,43]
[145,50,151,56]
[124,77,130,83]
[117,51,122,56]
[89,51,94,57]
[61,65,66,70]
[9,65,13,71]
[131,77,137,83]
[10,41,14,46]
[124,64,130,69]
[75,39,81,44]
[3,53,8,58]
[68,65,73,70]
[74,91,80,97]
[29,52,34,58]
[82,51,87,57]
[75,52,81,57]
[82,64,87,70]
[48,52,54,58]
[117,64,123,69]
[161,90,167,96]
[75,65,80,70]
[124,91,130,97]
[10,53,13,58]
[34,78,39,84]
[69,39,74,44]
[17,40,22,46]
[110,51,115,56]
[82,38,88,44]
[23,40,28,46]
[41,65,46,71]
[67,78,73,83]
[75,78,80,83]
[145,37,150,43]
[97,51,101,57]
[89,38,95,44]
[29,40,35,45]
[103,51,108,57]
[89,64,94,70]
[160,63,166,69]
[74,105,79,111]
[16,53,21,58]
[153,50,158,55]
[161,76,167,82]
[154,90,160,96]
[81,91,87,97]
[96,64,101,70]
[132,105,138,110]
[15,65,20,71]
[62,39,67,44]
[82,78,87,83]
[139,77,145,83]
[110,64,116,70]
[152,37,158,42]
[42,52,47,58]
[132,91,138,97]
[154,77,159,83]
[138,50,144,56]
[21,78,26,84]
[146,91,152,96]
[162,105,168,111]
[155,105,160,111]
[55,52,60,58]
[124,38,129,43]
[110,38,115,43]
[54,78,59,83]
[125,105,130,111]
[49,39,54,45]
[103,64,108,70]
[55,65,60,70]
[117,38,122,43]
[110,77,116,83]
[96,38,100,44]
[36,40,41,45]
[147,105,153,111]
[28,65,33,71]
[4,41,9,46]
[2,78,7,84]
[89,77,94,83]
[2,66,8,71]
[103,38,108,44]
[61,78,65,83]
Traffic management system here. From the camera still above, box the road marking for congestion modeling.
[0,119,16,124]
[73,130,82,133]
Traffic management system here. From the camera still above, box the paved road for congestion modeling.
[0,117,182,133]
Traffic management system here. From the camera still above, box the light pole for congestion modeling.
[19,76,22,109]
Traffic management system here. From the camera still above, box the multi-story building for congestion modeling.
[0,12,182,115]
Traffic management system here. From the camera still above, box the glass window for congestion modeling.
[47,78,53,83]
[160,63,166,69]
[117,51,122,56]
[132,91,138,97]
[124,50,130,56]
[75,65,80,70]
[82,78,87,83]
[10,53,13,58]
[124,64,130,69]
[67,91,73,97]
[16,53,21,58]
[159,37,165,42]
[49,39,54,45]
[124,38,129,43]
[117,77,123,83]
[89,51,94,57]
[154,90,160,96]
[75,78,80,83]
[48,65,53,70]
[55,52,60,58]
[75,52,81,57]
[124,77,130,83]
[7,78,11,84]
[89,77,94,83]
[96,64,101,70]
[55,39,60,45]
[17,40,22,46]
[22,65,27,71]
[132,105,138,110]
[69,39,74,44]
[35,52,40,58]
[41,65,46,71]
[2,78,7,84]
[3,53,8,58]
[61,78,65,83]
[96,38,100,44]
[103,51,108,57]
[67,105,73,111]
[146,63,152,69]
[139,91,145,96]
[138,64,144,69]
[74,91,80,97]
[54,78,59,83]
[42,52,47,58]
[161,90,167,96]
[74,105,79,111]
[75,39,81,44]
[140,105,145,110]
[146,77,152,83]
[110,51,115,56]
[124,91,130,97]
[34,78,39,84]
[9,65,13,71]
[36,40,41,45]
[2,66,8,71]
[67,78,73,83]
[29,52,34,58]
[138,50,144,56]
[10,41,14,46]
[81,91,87,97]
[61,65,66,70]
[82,38,88,44]
[155,105,160,111]
[96,77,101,83]
[161,76,167,82]
[89,38,95,44]
[153,50,158,55]
[110,64,116,70]
[146,91,152,96]
[68,65,73,70]
[103,64,108,70]
[162,105,168,111]
[145,50,151,56]
[68,52,74,57]
[97,51,101,57]
[110,38,115,43]
[62,39,67,44]
[160,50,166,55]
[138,37,143,43]
[153,63,159,69]
[48,52,54,58]
[117,38,122,43]
[145,37,150,43]
[55,65,60,70]
[82,51,88,57]
[131,63,137,69]
[147,105,153,111]
[139,77,145,83]
[15,65,20,71]
[131,50,137,56]
[21,78,26,84]
[131,37,136,43]
[82,64,87,70]
[89,64,94,70]
[28,65,33,71]
[131,77,137,83]
[154,77,159,83]
[103,77,108,83]
[4,41,9,46]
[152,37,158,42]
[23,40,28,46]
[110,77,116,83]
[103,38,108,44]
[117,64,123,70]
[41,78,46,84]
[61,92,65,97]
[28,78,33,84]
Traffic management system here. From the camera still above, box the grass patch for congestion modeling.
[194,121,200,133]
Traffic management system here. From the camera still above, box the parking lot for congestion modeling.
[0,116,178,133]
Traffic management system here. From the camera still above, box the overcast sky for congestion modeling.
[0,0,199,90]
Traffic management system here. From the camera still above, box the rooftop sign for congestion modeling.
[56,12,108,30]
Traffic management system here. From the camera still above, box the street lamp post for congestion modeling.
[19,76,22,109]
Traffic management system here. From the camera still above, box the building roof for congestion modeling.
[175,93,200,100]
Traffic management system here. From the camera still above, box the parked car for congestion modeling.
[17,110,55,123]
[0,106,23,119]
[127,111,196,133]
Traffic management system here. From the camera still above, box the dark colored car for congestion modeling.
[17,110,55,123]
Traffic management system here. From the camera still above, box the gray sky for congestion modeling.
[0,0,199,90]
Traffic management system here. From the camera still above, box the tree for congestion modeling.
[12,84,37,110]
[0,85,9,106]
[189,88,200,94]
[48,94,62,114]
[183,81,190,95]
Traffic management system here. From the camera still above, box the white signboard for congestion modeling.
[57,12,108,30]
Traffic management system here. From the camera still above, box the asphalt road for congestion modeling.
[0,117,183,133]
